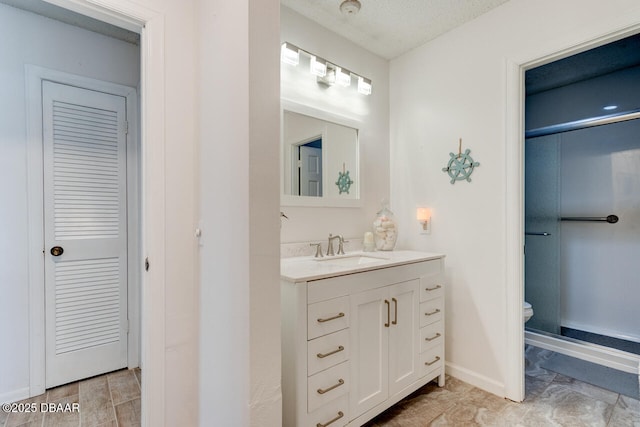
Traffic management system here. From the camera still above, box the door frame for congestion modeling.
[25,1,166,425]
[504,21,640,402]
[27,65,139,388]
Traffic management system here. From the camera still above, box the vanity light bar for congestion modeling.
[281,42,372,95]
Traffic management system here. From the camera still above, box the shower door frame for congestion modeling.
[503,21,640,402]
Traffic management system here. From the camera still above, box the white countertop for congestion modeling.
[281,250,445,282]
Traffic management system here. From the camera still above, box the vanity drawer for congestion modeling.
[308,329,349,376]
[308,394,349,427]
[308,296,350,340]
[420,345,443,377]
[420,274,444,302]
[420,322,443,353]
[420,298,443,327]
[308,361,350,413]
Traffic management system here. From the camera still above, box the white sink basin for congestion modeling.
[315,254,388,266]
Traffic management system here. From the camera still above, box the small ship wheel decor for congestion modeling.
[335,163,354,194]
[442,138,480,184]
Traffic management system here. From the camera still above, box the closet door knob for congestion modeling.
[50,246,64,256]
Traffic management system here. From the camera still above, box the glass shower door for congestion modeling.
[525,134,561,334]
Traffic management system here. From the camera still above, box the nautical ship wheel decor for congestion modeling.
[442,138,480,184]
[335,163,354,194]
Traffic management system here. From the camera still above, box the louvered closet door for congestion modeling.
[43,80,128,388]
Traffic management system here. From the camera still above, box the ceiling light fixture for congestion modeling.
[340,0,361,15]
[281,42,372,95]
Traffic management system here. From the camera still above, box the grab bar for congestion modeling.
[525,232,551,236]
[560,214,618,224]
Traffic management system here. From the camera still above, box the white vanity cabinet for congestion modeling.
[281,251,445,427]
[349,279,420,417]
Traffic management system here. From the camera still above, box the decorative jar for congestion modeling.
[373,205,397,250]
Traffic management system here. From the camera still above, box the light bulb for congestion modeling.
[310,56,327,77]
[358,76,372,95]
[336,67,351,86]
[281,42,299,66]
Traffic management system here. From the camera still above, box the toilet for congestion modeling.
[524,301,534,323]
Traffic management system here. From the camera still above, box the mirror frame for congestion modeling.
[281,99,362,207]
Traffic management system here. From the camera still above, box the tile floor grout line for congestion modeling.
[604,393,622,427]
[134,369,141,391]
[106,374,119,427]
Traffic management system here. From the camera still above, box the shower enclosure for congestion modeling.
[525,117,640,355]
[524,34,640,367]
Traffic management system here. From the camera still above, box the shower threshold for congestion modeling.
[561,327,640,356]
[525,328,640,375]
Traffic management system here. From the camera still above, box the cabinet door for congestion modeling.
[349,287,389,418]
[388,280,420,396]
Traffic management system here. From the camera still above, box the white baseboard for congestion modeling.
[525,330,640,374]
[0,387,30,405]
[445,362,505,398]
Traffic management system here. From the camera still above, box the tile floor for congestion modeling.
[0,368,141,427]
[4,350,639,426]
[366,346,640,426]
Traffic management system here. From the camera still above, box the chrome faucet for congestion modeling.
[327,234,346,256]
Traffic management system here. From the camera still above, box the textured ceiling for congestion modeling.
[281,0,511,59]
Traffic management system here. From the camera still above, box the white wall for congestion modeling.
[198,0,281,426]
[0,3,139,402]
[280,6,390,246]
[390,0,640,396]
[153,0,199,424]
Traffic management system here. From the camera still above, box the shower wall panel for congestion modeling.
[559,120,640,343]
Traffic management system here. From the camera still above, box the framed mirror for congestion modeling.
[281,100,361,207]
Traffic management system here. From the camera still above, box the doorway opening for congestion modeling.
[0,0,167,424]
[294,137,323,197]
[523,33,640,399]
[8,0,141,399]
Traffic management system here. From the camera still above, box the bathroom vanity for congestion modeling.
[281,251,446,427]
